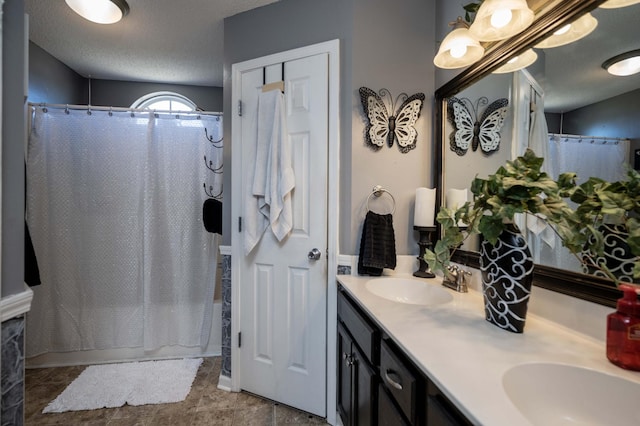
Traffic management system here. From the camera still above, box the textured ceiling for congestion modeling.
[25,1,640,108]
[25,0,280,87]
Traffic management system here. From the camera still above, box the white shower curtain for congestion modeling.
[534,134,629,271]
[26,107,223,356]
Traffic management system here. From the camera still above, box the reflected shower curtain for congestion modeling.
[534,134,629,271]
[26,107,223,355]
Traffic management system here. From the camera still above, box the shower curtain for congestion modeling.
[25,107,223,356]
[533,134,629,271]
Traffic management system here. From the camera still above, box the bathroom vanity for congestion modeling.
[336,274,640,425]
[337,285,470,425]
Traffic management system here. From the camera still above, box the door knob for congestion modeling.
[308,248,322,260]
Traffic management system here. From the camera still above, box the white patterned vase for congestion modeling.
[480,224,534,333]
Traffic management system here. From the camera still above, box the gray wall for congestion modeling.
[2,0,26,298]
[90,80,222,112]
[28,42,222,111]
[224,0,436,256]
[561,88,640,139]
[29,42,86,105]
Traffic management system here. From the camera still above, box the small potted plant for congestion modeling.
[426,149,587,332]
[427,149,640,332]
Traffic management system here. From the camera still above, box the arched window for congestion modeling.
[131,91,197,112]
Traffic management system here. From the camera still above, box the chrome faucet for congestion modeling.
[442,264,471,293]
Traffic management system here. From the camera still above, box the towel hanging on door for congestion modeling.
[244,89,295,255]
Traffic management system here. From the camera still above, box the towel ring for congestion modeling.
[366,185,396,215]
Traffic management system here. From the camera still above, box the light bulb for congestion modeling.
[554,24,571,36]
[608,57,640,76]
[490,8,513,29]
[449,44,468,59]
[508,56,519,64]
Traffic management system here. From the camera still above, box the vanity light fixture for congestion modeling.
[602,49,640,76]
[534,13,598,49]
[65,0,130,24]
[434,17,485,69]
[469,0,534,42]
[492,49,538,74]
[599,0,640,8]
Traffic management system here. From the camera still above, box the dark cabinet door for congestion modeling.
[352,343,377,426]
[426,381,473,426]
[338,323,354,425]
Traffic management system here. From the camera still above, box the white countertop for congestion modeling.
[337,273,640,426]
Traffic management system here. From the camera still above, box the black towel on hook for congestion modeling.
[203,198,222,234]
[358,211,397,276]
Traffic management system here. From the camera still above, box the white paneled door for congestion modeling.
[238,52,329,417]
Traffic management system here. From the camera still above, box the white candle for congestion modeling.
[414,187,436,227]
[446,188,468,226]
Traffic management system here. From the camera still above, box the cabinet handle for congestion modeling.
[343,352,354,366]
[384,370,403,390]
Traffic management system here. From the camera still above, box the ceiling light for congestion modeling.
[493,49,538,74]
[599,0,640,8]
[602,49,640,76]
[434,17,485,69]
[469,0,534,42]
[534,13,598,49]
[65,0,130,24]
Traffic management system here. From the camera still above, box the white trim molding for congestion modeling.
[1,284,34,322]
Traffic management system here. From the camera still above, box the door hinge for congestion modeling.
[238,217,243,233]
[238,332,242,348]
[238,100,243,116]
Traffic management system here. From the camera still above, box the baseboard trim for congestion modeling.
[1,284,34,322]
[217,373,232,392]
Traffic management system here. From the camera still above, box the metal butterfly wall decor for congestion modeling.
[447,96,509,156]
[359,87,425,154]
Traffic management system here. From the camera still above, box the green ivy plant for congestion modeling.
[424,149,640,287]
[462,1,485,24]
[565,169,640,281]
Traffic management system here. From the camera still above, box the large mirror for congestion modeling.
[435,0,640,307]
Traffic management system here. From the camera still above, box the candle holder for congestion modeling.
[413,225,437,278]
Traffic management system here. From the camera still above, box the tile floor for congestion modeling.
[25,356,328,425]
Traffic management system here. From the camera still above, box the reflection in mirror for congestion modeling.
[437,0,640,306]
[528,3,640,284]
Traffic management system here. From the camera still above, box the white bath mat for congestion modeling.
[43,358,203,413]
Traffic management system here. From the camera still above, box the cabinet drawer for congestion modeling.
[378,384,410,426]
[338,289,379,364]
[380,338,418,424]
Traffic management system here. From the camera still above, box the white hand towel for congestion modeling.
[244,89,295,255]
[243,95,269,255]
[526,101,556,248]
[265,91,295,241]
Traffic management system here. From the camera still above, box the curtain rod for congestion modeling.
[29,102,222,117]
[549,133,629,144]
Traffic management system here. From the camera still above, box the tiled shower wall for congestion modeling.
[1,316,26,426]
[220,254,232,378]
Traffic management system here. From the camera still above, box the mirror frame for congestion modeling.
[434,0,621,308]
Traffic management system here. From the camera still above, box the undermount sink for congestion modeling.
[503,363,640,425]
[365,277,453,306]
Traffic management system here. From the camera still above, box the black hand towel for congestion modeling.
[358,211,397,276]
[203,198,223,234]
